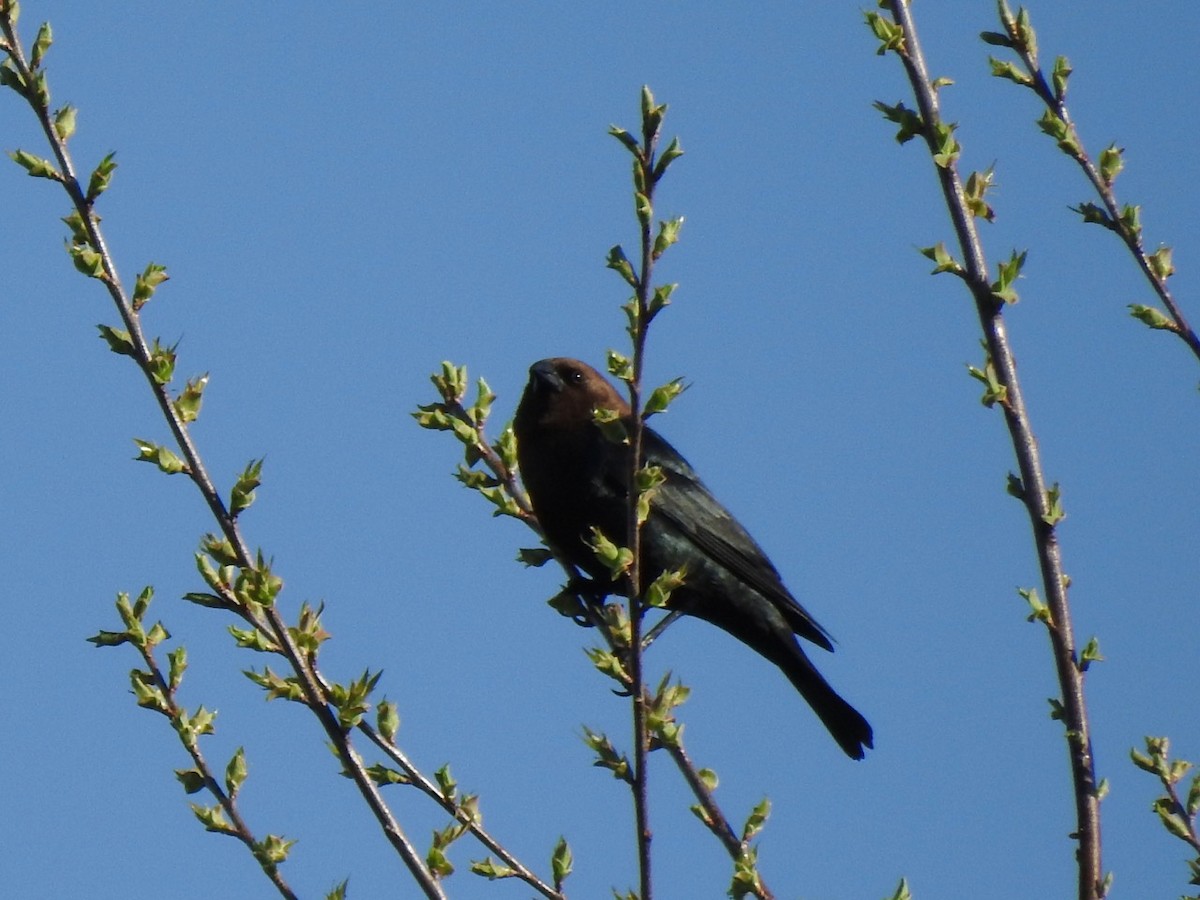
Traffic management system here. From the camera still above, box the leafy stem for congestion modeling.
[871,4,1104,898]
[89,588,301,900]
[0,8,456,898]
[984,0,1198,360]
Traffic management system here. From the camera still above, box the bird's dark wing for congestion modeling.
[628,426,835,652]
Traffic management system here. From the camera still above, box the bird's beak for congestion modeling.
[529,359,564,393]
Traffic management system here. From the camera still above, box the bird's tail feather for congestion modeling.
[781,655,873,760]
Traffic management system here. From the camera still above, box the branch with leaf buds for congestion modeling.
[982,0,1198,360]
[868,4,1106,898]
[88,588,305,900]
[1132,738,1200,896]
[416,89,775,899]
[0,7,567,899]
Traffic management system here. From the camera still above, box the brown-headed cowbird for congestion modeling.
[514,357,872,759]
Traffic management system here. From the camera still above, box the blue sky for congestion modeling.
[3,3,1199,898]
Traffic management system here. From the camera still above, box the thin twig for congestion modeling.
[352,716,566,899]
[880,4,1103,898]
[0,12,445,898]
[137,629,298,899]
[992,1,1200,361]
[624,95,660,900]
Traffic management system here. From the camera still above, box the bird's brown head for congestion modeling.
[514,357,630,433]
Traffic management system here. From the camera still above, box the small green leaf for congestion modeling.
[1041,482,1065,526]
[605,244,637,287]
[86,152,118,202]
[225,747,248,798]
[132,584,153,619]
[253,834,296,866]
[1051,55,1072,101]
[366,763,411,786]
[130,669,168,712]
[606,349,633,382]
[988,56,1033,87]
[133,438,188,475]
[648,282,676,320]
[0,59,28,96]
[470,857,518,880]
[1147,246,1174,282]
[1153,797,1192,841]
[964,166,996,222]
[167,646,187,691]
[516,547,553,568]
[53,105,76,140]
[644,378,685,417]
[1130,746,1158,774]
[133,262,169,310]
[190,803,235,836]
[966,345,1008,408]
[1018,586,1051,624]
[741,797,771,843]
[608,125,640,155]
[645,567,686,609]
[1072,202,1115,231]
[1119,203,1142,241]
[174,767,207,794]
[1098,144,1124,186]
[990,249,1027,305]
[864,10,905,55]
[634,190,652,227]
[873,99,923,144]
[551,836,573,888]
[86,629,129,648]
[920,242,964,276]
[377,698,400,742]
[60,208,89,244]
[1005,471,1025,500]
[1078,636,1103,672]
[182,591,227,609]
[591,406,627,445]
[228,625,278,652]
[234,553,284,608]
[1037,109,1080,156]
[640,84,666,137]
[581,726,632,783]
[652,135,684,179]
[979,30,1013,48]
[230,458,264,517]
[9,148,60,179]
[31,69,48,108]
[586,527,633,580]
[652,215,684,260]
[245,666,305,702]
[426,845,453,879]
[200,534,240,567]
[931,121,960,168]
[30,21,52,68]
[434,764,457,802]
[730,846,764,899]
[147,337,177,385]
[71,243,106,278]
[466,376,495,426]
[173,374,208,424]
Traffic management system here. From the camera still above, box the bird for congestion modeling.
[513,357,873,759]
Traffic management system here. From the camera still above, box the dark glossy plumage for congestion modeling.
[514,357,873,759]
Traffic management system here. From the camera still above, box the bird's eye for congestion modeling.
[566,368,584,385]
